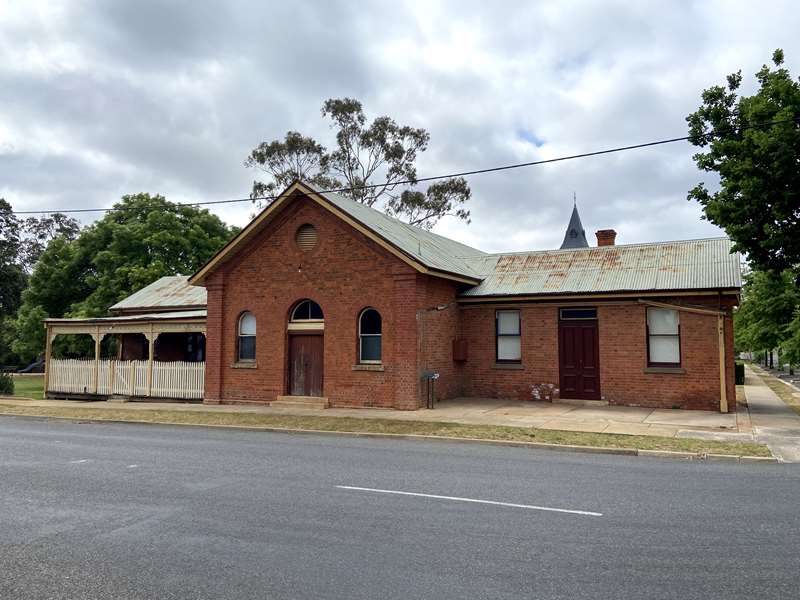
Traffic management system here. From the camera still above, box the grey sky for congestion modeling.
[1,1,798,253]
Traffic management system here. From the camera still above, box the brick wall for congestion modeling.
[199,192,737,412]
[418,277,464,402]
[459,304,559,400]
[458,297,736,412]
[597,301,736,411]
[202,194,428,409]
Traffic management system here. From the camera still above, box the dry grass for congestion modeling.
[0,401,772,457]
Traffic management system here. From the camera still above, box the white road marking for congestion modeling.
[127,464,138,469]
[336,485,603,517]
[69,459,89,464]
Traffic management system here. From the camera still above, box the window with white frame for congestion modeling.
[496,310,521,362]
[238,312,256,361]
[359,308,382,363]
[647,308,680,366]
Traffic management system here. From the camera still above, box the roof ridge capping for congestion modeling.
[460,236,735,258]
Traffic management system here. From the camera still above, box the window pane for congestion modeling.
[239,335,256,360]
[497,311,520,335]
[292,300,324,321]
[560,308,597,320]
[649,336,679,364]
[360,335,381,361]
[292,301,309,320]
[239,313,256,335]
[308,301,323,319]
[647,308,678,335]
[360,309,381,335]
[497,336,521,361]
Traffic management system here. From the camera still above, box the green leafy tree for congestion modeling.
[246,97,471,229]
[0,199,26,366]
[0,199,26,316]
[687,49,800,273]
[781,311,800,366]
[11,194,237,362]
[20,212,81,272]
[734,269,799,355]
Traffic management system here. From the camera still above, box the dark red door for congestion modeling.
[289,334,324,396]
[558,320,600,400]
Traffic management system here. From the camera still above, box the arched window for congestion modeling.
[291,299,324,321]
[359,308,382,363]
[238,312,256,361]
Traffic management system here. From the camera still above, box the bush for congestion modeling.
[735,362,745,385]
[0,372,14,395]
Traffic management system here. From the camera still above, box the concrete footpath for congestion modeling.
[742,365,800,463]
[2,390,749,440]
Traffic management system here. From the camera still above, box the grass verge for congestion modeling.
[0,401,771,457]
[10,375,44,400]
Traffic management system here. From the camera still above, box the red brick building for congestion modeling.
[44,180,739,411]
[184,181,741,413]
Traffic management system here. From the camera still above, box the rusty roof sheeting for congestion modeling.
[109,276,207,312]
[46,310,207,324]
[460,238,741,297]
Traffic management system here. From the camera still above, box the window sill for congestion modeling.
[644,366,685,374]
[231,361,258,369]
[352,364,384,372]
[493,363,524,370]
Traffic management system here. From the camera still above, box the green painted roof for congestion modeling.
[304,182,487,280]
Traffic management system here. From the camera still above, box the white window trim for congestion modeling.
[358,308,382,364]
[646,307,681,367]
[237,312,256,362]
[496,309,521,363]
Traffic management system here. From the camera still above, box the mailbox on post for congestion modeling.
[421,371,439,409]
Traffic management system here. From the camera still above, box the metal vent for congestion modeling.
[295,224,318,251]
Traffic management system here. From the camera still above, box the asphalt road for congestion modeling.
[1,418,799,600]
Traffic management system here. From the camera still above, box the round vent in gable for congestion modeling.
[295,224,318,251]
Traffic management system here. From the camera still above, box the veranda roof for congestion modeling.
[109,276,206,313]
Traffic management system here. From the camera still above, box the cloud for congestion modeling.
[1,0,798,247]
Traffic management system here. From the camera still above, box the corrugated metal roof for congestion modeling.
[46,310,207,324]
[109,276,207,312]
[460,238,741,297]
[304,182,487,279]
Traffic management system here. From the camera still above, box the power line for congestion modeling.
[11,116,798,215]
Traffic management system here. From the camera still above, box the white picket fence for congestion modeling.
[47,359,204,400]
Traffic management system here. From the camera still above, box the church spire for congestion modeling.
[559,197,589,249]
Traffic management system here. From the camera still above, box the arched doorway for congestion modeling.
[287,299,324,397]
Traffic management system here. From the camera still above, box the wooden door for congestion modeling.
[558,320,600,400]
[288,334,324,397]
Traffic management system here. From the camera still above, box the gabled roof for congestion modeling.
[189,180,486,285]
[460,238,741,298]
[110,276,207,313]
[560,204,589,249]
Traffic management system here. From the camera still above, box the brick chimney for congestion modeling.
[596,229,617,247]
